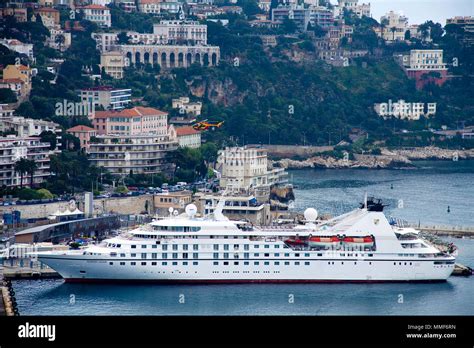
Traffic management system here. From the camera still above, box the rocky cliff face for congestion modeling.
[188,76,246,107]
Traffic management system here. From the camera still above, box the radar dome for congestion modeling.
[304,208,318,222]
[185,204,198,217]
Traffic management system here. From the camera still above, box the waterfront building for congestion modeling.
[401,49,448,89]
[172,97,202,116]
[0,39,34,60]
[176,126,201,148]
[66,125,97,150]
[100,51,126,79]
[79,86,132,110]
[0,136,52,187]
[87,133,178,175]
[217,146,289,200]
[374,100,437,120]
[77,5,111,28]
[257,0,271,12]
[92,106,168,136]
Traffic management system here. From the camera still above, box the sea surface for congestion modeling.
[11,161,474,316]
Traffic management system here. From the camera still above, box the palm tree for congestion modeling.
[26,160,38,188]
[390,27,397,41]
[14,158,29,188]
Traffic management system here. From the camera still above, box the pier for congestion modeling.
[413,224,474,237]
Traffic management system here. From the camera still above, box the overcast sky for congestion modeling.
[330,0,474,25]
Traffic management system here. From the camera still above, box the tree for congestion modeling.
[26,160,38,188]
[14,158,30,188]
[39,130,57,150]
[0,88,17,103]
[404,30,411,41]
[117,32,131,44]
[390,27,397,41]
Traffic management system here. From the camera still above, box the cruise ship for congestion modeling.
[36,199,456,283]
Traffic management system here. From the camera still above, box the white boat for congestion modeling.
[36,201,456,283]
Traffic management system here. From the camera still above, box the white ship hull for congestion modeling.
[38,254,454,283]
[36,208,456,283]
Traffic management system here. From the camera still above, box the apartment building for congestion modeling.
[176,126,201,148]
[171,97,202,116]
[376,11,408,42]
[92,106,168,136]
[79,86,131,110]
[66,125,97,150]
[0,136,52,187]
[402,49,448,89]
[0,116,61,137]
[100,51,126,79]
[87,133,178,175]
[153,20,208,45]
[0,39,34,60]
[77,4,111,27]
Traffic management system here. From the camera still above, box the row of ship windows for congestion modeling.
[112,244,286,250]
[110,261,313,266]
[108,252,375,259]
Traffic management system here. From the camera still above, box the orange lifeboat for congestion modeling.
[342,236,374,248]
[284,237,307,246]
[308,236,340,248]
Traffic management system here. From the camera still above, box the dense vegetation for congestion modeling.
[0,6,473,196]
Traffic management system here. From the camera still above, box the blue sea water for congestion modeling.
[11,161,474,316]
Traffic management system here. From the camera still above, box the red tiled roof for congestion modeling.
[135,106,168,116]
[38,7,59,13]
[67,125,95,132]
[176,126,200,136]
[78,5,109,10]
[93,107,167,119]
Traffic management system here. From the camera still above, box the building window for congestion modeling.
[213,253,219,259]
[224,253,229,259]
[173,245,178,251]
[131,253,136,257]
[162,253,167,259]
[141,253,147,259]
[120,262,125,265]
[183,244,188,251]
[224,244,229,250]
[193,253,198,259]
[213,261,218,265]
[131,245,136,249]
[254,261,259,265]
[172,253,178,259]
[131,262,136,265]
[213,244,219,250]
[141,262,146,266]
[305,262,310,265]
[193,245,199,251]
[152,253,157,259]
[193,262,198,265]
[244,245,249,250]
[162,262,167,265]
[264,261,270,265]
